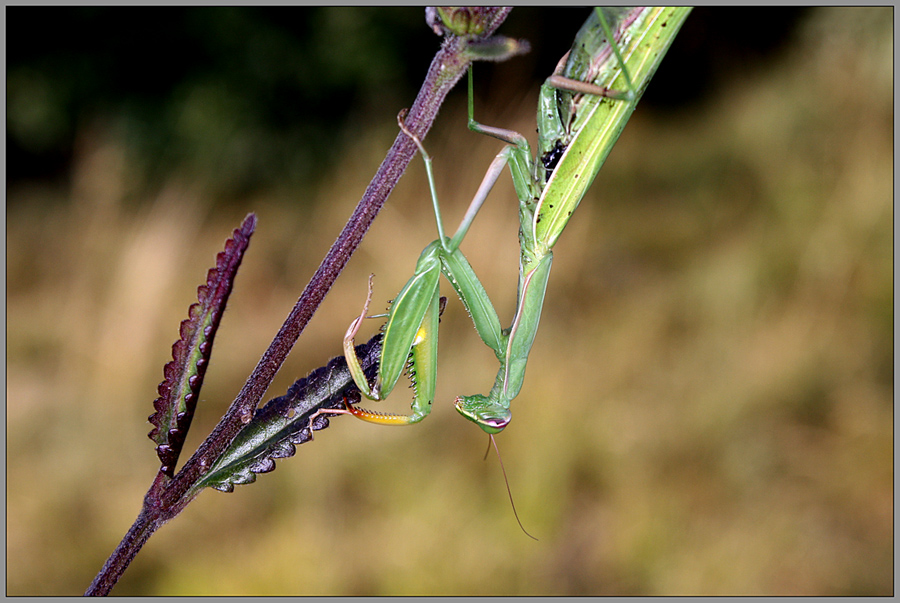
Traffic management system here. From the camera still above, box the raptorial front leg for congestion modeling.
[343,274,380,400]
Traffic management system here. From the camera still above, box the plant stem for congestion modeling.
[85,507,161,596]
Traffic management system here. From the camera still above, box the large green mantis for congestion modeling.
[325,8,691,435]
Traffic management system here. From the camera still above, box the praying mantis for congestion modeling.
[322,8,691,435]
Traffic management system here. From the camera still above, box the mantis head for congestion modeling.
[455,394,511,434]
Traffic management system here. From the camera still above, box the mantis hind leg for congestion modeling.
[398,110,507,254]
[465,68,531,151]
[462,69,540,229]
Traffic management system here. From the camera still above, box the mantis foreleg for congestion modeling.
[339,114,511,427]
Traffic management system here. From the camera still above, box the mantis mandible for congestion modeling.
[324,8,691,434]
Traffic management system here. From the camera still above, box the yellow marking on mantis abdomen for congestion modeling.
[412,325,428,347]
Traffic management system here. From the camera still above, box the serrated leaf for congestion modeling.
[148,214,257,475]
[194,333,382,493]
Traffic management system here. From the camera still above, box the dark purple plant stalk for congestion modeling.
[86,8,526,596]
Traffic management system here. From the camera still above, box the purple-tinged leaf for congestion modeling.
[148,214,257,476]
[193,334,382,493]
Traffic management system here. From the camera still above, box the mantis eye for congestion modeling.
[477,413,510,435]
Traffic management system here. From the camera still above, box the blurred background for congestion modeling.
[6,7,892,595]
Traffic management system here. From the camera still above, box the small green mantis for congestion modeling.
[324,8,691,435]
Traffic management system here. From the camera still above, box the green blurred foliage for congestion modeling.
[7,7,433,199]
[6,7,891,595]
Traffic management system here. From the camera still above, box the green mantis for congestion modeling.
[331,8,691,435]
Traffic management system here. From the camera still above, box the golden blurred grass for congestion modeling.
[7,8,892,595]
